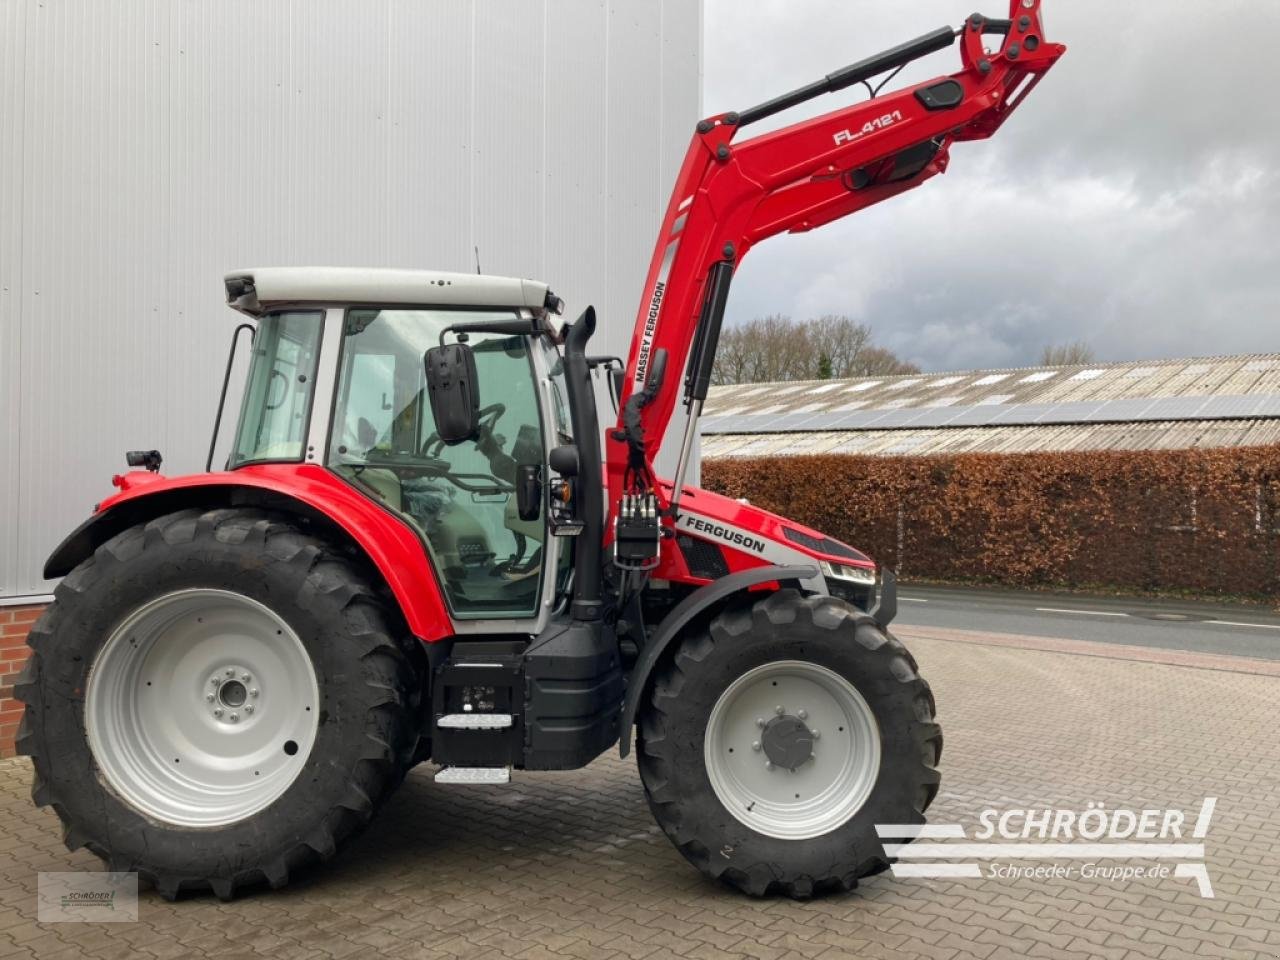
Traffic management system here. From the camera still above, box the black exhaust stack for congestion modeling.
[562,307,604,621]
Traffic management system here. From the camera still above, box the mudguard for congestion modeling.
[618,563,818,758]
[42,463,453,641]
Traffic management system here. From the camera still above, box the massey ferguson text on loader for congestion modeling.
[17,3,1063,899]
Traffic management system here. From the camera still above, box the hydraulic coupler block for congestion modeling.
[614,493,661,571]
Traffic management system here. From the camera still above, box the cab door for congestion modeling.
[329,308,556,624]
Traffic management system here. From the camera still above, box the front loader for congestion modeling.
[16,3,1063,899]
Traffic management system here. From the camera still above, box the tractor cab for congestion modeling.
[225,267,575,629]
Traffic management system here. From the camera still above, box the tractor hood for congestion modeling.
[659,480,874,573]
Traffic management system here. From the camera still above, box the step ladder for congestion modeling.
[434,766,511,784]
[436,713,513,730]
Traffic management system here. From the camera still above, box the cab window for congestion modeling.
[231,311,323,466]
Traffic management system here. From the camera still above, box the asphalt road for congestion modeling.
[893,584,1280,661]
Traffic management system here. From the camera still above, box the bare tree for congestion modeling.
[711,314,919,384]
[848,346,922,377]
[1039,341,1096,366]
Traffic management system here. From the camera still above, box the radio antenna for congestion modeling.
[474,246,482,275]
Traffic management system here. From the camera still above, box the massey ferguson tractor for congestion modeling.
[17,4,1062,900]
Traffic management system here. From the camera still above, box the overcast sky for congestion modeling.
[703,0,1280,372]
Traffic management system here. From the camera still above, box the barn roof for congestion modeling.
[701,355,1280,458]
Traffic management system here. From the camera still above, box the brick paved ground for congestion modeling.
[1,633,1277,960]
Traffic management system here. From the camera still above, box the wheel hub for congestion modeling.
[208,668,258,722]
[760,714,814,771]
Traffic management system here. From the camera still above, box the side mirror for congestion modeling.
[424,343,480,444]
[516,464,542,521]
[549,444,579,477]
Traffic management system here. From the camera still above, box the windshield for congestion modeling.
[329,308,549,620]
[230,311,323,466]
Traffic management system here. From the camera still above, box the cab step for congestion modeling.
[437,713,513,730]
[434,766,511,785]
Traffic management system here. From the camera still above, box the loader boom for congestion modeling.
[608,0,1064,507]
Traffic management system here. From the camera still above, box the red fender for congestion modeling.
[46,464,452,642]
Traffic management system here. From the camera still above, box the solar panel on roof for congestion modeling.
[1093,399,1157,420]
[1199,396,1265,418]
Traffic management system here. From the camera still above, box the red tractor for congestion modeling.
[17,4,1062,899]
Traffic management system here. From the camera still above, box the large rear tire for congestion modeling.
[637,589,942,898]
[14,508,422,899]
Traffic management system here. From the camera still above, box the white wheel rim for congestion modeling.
[85,589,320,828]
[704,659,881,840]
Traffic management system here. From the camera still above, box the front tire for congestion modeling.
[637,589,942,898]
[15,508,421,899]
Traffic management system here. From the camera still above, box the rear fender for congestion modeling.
[618,563,818,757]
[43,463,452,641]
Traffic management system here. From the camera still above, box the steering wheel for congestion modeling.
[421,403,507,458]
[478,403,506,433]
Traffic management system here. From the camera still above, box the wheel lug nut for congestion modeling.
[229,713,239,723]
[751,741,761,752]
[205,693,214,702]
[755,717,765,728]
[213,708,223,717]
[797,709,807,720]
[812,730,821,740]
[242,673,251,682]
[775,705,784,715]
[245,705,255,715]
[765,761,774,771]
[210,677,219,686]
[225,668,235,677]
[250,688,259,698]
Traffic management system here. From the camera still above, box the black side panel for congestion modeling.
[523,620,623,770]
[676,535,730,580]
[618,563,819,758]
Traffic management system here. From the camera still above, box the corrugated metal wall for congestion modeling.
[0,0,702,600]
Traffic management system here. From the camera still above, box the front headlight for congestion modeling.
[820,560,876,586]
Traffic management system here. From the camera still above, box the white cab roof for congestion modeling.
[225,267,551,316]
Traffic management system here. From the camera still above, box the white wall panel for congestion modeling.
[0,0,703,598]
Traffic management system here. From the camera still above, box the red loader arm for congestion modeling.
[607,0,1064,509]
